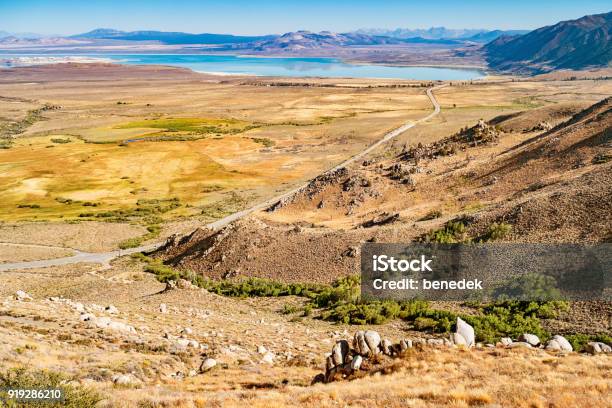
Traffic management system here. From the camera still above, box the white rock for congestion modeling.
[93,317,112,328]
[105,305,119,314]
[331,340,350,366]
[518,333,540,347]
[261,351,275,364]
[188,370,197,377]
[79,313,95,322]
[400,339,412,351]
[350,355,363,371]
[500,337,513,346]
[107,321,136,334]
[112,374,139,385]
[364,330,381,354]
[72,302,85,313]
[15,290,32,301]
[381,338,393,355]
[456,317,475,347]
[200,358,217,372]
[159,303,168,314]
[585,342,612,354]
[550,335,572,352]
[353,331,370,355]
[176,338,190,348]
[182,327,193,335]
[257,345,267,354]
[545,339,561,351]
[451,332,468,346]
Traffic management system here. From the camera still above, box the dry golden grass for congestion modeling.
[0,65,431,222]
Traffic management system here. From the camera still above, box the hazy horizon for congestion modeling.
[1,0,610,36]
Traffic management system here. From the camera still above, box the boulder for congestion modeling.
[261,351,275,364]
[399,339,412,351]
[79,313,95,322]
[585,342,612,355]
[15,290,32,301]
[105,305,119,314]
[107,321,136,334]
[200,358,217,372]
[518,333,540,347]
[364,330,381,354]
[176,338,191,348]
[112,374,139,386]
[381,339,393,355]
[500,337,513,346]
[350,355,363,371]
[353,331,370,355]
[456,317,475,347]
[331,340,350,366]
[545,339,561,351]
[93,317,112,329]
[550,335,572,352]
[451,332,468,346]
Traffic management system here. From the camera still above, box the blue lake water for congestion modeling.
[112,54,485,80]
[3,54,486,80]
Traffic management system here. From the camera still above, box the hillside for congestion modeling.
[484,11,612,73]
[157,98,612,282]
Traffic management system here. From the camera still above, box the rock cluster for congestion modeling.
[319,319,610,383]
[529,121,553,132]
[323,329,416,383]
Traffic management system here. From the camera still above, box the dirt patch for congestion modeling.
[0,222,146,252]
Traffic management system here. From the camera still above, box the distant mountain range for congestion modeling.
[484,11,612,73]
[2,12,610,74]
[70,28,275,44]
[355,27,530,42]
[0,31,48,39]
[239,30,464,52]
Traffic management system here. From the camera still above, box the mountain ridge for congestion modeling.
[484,11,612,73]
[71,28,275,44]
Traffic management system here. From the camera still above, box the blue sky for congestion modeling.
[1,0,610,35]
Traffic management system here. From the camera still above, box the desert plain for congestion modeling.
[0,62,610,407]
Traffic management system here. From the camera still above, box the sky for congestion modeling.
[1,0,610,36]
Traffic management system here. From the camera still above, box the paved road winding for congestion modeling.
[0,84,446,272]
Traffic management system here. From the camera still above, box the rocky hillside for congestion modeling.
[157,98,611,282]
[484,11,612,73]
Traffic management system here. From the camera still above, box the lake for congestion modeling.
[2,54,486,80]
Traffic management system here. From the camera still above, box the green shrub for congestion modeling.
[135,255,569,343]
[144,263,180,283]
[481,222,512,241]
[425,220,467,243]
